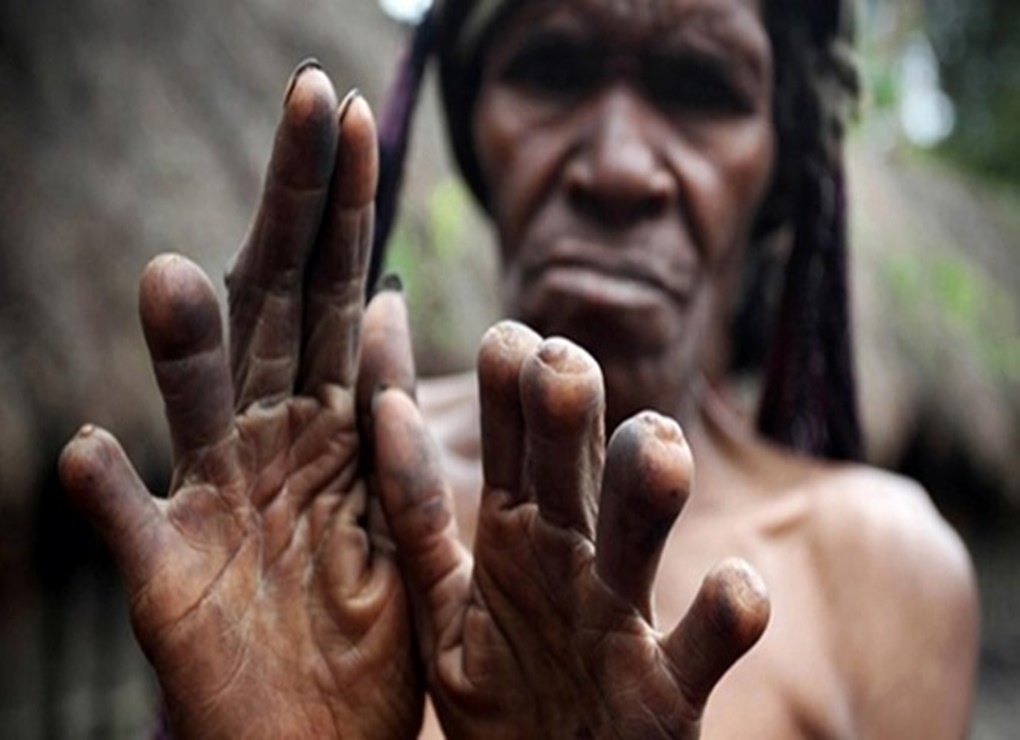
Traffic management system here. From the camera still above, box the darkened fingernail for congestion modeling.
[338,88,361,125]
[374,272,404,295]
[284,57,323,106]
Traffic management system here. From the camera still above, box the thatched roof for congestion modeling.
[1,0,1018,526]
[0,0,417,514]
[850,140,1020,513]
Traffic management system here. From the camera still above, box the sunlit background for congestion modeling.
[0,0,1017,736]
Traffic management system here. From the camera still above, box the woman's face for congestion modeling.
[473,0,775,423]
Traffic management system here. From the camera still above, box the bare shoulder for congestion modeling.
[800,463,979,737]
[803,464,975,600]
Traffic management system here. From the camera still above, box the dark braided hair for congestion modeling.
[372,0,863,461]
[750,0,863,460]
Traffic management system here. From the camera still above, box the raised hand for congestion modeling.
[58,65,422,739]
[373,321,771,739]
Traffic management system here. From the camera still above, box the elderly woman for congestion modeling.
[60,0,977,737]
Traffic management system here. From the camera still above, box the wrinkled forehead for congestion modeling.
[452,0,764,60]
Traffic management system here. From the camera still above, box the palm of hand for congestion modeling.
[60,68,422,739]
[133,392,415,738]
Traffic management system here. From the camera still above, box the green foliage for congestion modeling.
[383,178,472,304]
[926,0,1020,183]
[382,177,488,371]
[429,179,472,262]
[882,251,1020,384]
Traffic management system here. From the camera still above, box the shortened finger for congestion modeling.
[520,337,605,537]
[227,62,339,408]
[59,425,168,593]
[301,92,378,392]
[595,412,692,621]
[139,254,234,463]
[663,558,770,713]
[478,320,541,495]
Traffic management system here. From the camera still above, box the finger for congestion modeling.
[226,61,340,409]
[595,412,692,621]
[663,559,770,713]
[478,320,542,495]
[300,92,377,392]
[373,388,472,655]
[59,425,169,593]
[519,337,605,537]
[139,254,234,463]
[354,279,416,546]
[355,277,416,423]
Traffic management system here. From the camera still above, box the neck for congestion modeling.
[601,359,709,436]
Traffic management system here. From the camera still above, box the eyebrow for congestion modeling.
[501,24,768,101]
[488,1,771,92]
[582,2,771,90]
[648,15,766,90]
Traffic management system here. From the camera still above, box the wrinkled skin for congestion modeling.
[474,0,775,430]
[397,0,976,737]
[59,59,771,738]
[373,322,769,739]
[60,69,422,739]
[59,0,980,735]
[369,4,775,731]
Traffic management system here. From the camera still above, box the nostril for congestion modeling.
[563,147,675,228]
[638,188,670,219]
[566,176,600,220]
[567,175,671,228]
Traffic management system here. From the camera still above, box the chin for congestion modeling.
[514,290,686,364]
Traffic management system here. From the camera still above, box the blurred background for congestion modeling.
[0,0,1017,736]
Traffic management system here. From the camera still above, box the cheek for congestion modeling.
[474,89,527,246]
[717,120,776,239]
[473,90,513,208]
[678,118,775,262]
[474,89,569,257]
[727,121,776,215]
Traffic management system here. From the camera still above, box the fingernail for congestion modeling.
[536,337,594,375]
[374,272,404,295]
[284,57,323,106]
[78,424,96,438]
[338,88,361,125]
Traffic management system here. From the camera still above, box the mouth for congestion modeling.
[520,238,696,307]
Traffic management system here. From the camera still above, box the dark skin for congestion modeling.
[61,0,978,736]
[60,56,768,738]
[374,324,769,738]
[409,0,976,736]
[476,0,775,430]
[60,73,423,738]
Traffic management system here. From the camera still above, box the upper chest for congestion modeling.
[442,470,859,738]
[422,382,862,738]
[654,515,859,739]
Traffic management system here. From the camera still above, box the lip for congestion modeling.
[520,237,696,305]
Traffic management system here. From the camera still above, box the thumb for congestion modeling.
[59,425,167,593]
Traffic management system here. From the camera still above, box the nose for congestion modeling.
[564,89,676,228]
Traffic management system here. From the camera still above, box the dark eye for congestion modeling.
[500,39,600,98]
[643,56,753,116]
